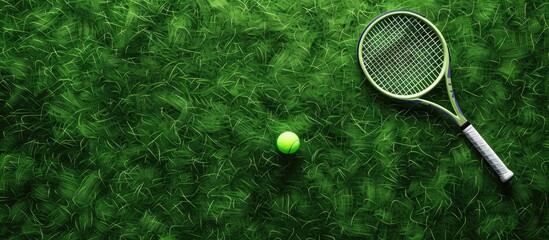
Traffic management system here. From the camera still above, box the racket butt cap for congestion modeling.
[500,171,514,182]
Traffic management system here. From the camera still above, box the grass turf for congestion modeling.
[0,0,548,239]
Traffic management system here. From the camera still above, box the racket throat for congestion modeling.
[445,77,465,117]
[408,99,468,125]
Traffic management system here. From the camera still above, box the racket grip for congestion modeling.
[462,124,514,182]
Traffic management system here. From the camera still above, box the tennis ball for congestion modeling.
[277,131,300,154]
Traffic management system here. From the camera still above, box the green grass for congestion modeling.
[1,0,548,239]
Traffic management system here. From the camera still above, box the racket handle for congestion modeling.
[462,124,514,182]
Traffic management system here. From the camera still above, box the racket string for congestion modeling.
[364,16,412,94]
[365,17,408,93]
[361,14,444,96]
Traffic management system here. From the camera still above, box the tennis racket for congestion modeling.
[357,10,514,182]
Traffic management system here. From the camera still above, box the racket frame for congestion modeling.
[357,10,468,126]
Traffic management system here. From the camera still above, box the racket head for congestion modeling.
[357,11,449,99]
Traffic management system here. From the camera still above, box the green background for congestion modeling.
[1,0,547,239]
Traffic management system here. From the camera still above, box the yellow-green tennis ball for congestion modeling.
[277,131,300,154]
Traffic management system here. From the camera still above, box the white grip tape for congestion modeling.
[462,124,514,182]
